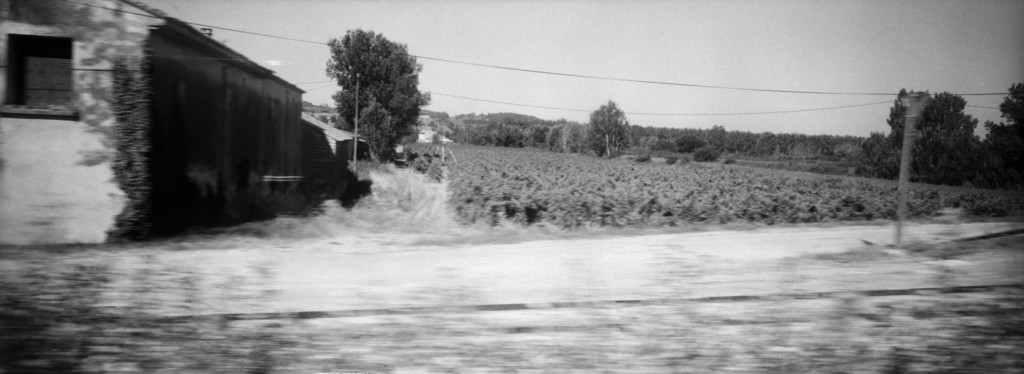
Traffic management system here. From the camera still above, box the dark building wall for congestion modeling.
[337,139,371,166]
[300,123,340,197]
[335,139,372,207]
[147,22,303,234]
[299,121,371,203]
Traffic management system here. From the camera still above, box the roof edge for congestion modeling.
[151,19,304,94]
[118,0,304,94]
[117,0,168,18]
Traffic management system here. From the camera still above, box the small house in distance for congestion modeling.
[300,112,368,203]
[416,115,452,143]
[416,127,453,143]
[0,0,309,244]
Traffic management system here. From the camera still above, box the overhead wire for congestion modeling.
[431,92,892,116]
[59,0,327,45]
[413,56,1000,97]
[627,101,892,116]
[304,83,340,92]
[55,0,1011,98]
[294,80,336,85]
[56,0,1013,119]
[966,104,1001,110]
[289,86,896,116]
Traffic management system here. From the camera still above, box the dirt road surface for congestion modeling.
[70,221,1022,317]
[4,219,1024,373]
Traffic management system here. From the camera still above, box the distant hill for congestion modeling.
[420,109,450,120]
[302,101,334,114]
[454,112,545,125]
[302,101,339,126]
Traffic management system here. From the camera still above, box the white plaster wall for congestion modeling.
[0,118,124,244]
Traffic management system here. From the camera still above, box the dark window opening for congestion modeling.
[5,34,73,108]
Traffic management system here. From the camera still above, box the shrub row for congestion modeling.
[446,145,1024,228]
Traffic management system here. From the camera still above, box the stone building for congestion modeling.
[0,0,307,244]
[299,112,369,202]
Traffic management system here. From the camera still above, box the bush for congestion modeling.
[693,146,720,162]
[349,160,388,180]
[723,158,736,164]
[635,154,651,163]
[665,156,678,165]
[406,153,444,182]
[675,135,707,153]
[411,155,432,174]
[425,157,444,182]
[1,261,303,373]
[651,138,677,152]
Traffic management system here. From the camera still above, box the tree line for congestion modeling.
[441,109,864,161]
[857,84,1024,189]
[322,29,1022,190]
[436,83,1024,190]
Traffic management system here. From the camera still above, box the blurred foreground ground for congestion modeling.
[85,221,1024,315]
[3,219,1023,373]
[2,168,1023,372]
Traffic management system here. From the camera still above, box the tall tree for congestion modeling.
[980,82,1024,187]
[912,92,983,185]
[999,82,1024,136]
[326,29,430,161]
[886,89,912,141]
[705,125,729,152]
[587,100,630,157]
[863,90,984,185]
[856,132,899,178]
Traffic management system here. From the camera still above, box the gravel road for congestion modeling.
[4,220,1023,373]
[78,221,1022,316]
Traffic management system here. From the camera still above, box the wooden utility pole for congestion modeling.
[352,74,359,162]
[605,134,610,158]
[895,91,930,247]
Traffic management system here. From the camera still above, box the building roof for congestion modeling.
[302,113,364,154]
[116,0,303,93]
[118,0,168,17]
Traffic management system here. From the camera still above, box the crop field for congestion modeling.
[439,145,1024,228]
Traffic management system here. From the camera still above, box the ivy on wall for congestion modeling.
[108,56,153,240]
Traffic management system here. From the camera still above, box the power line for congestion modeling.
[433,93,590,113]
[148,54,273,62]
[293,89,892,115]
[966,104,999,110]
[55,0,1013,98]
[304,83,339,92]
[419,56,891,96]
[432,92,891,116]
[182,23,324,46]
[294,80,336,85]
[628,100,892,116]
[60,0,159,19]
[60,0,326,45]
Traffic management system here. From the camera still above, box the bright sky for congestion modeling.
[142,0,1024,137]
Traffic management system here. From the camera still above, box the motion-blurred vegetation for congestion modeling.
[0,259,303,373]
